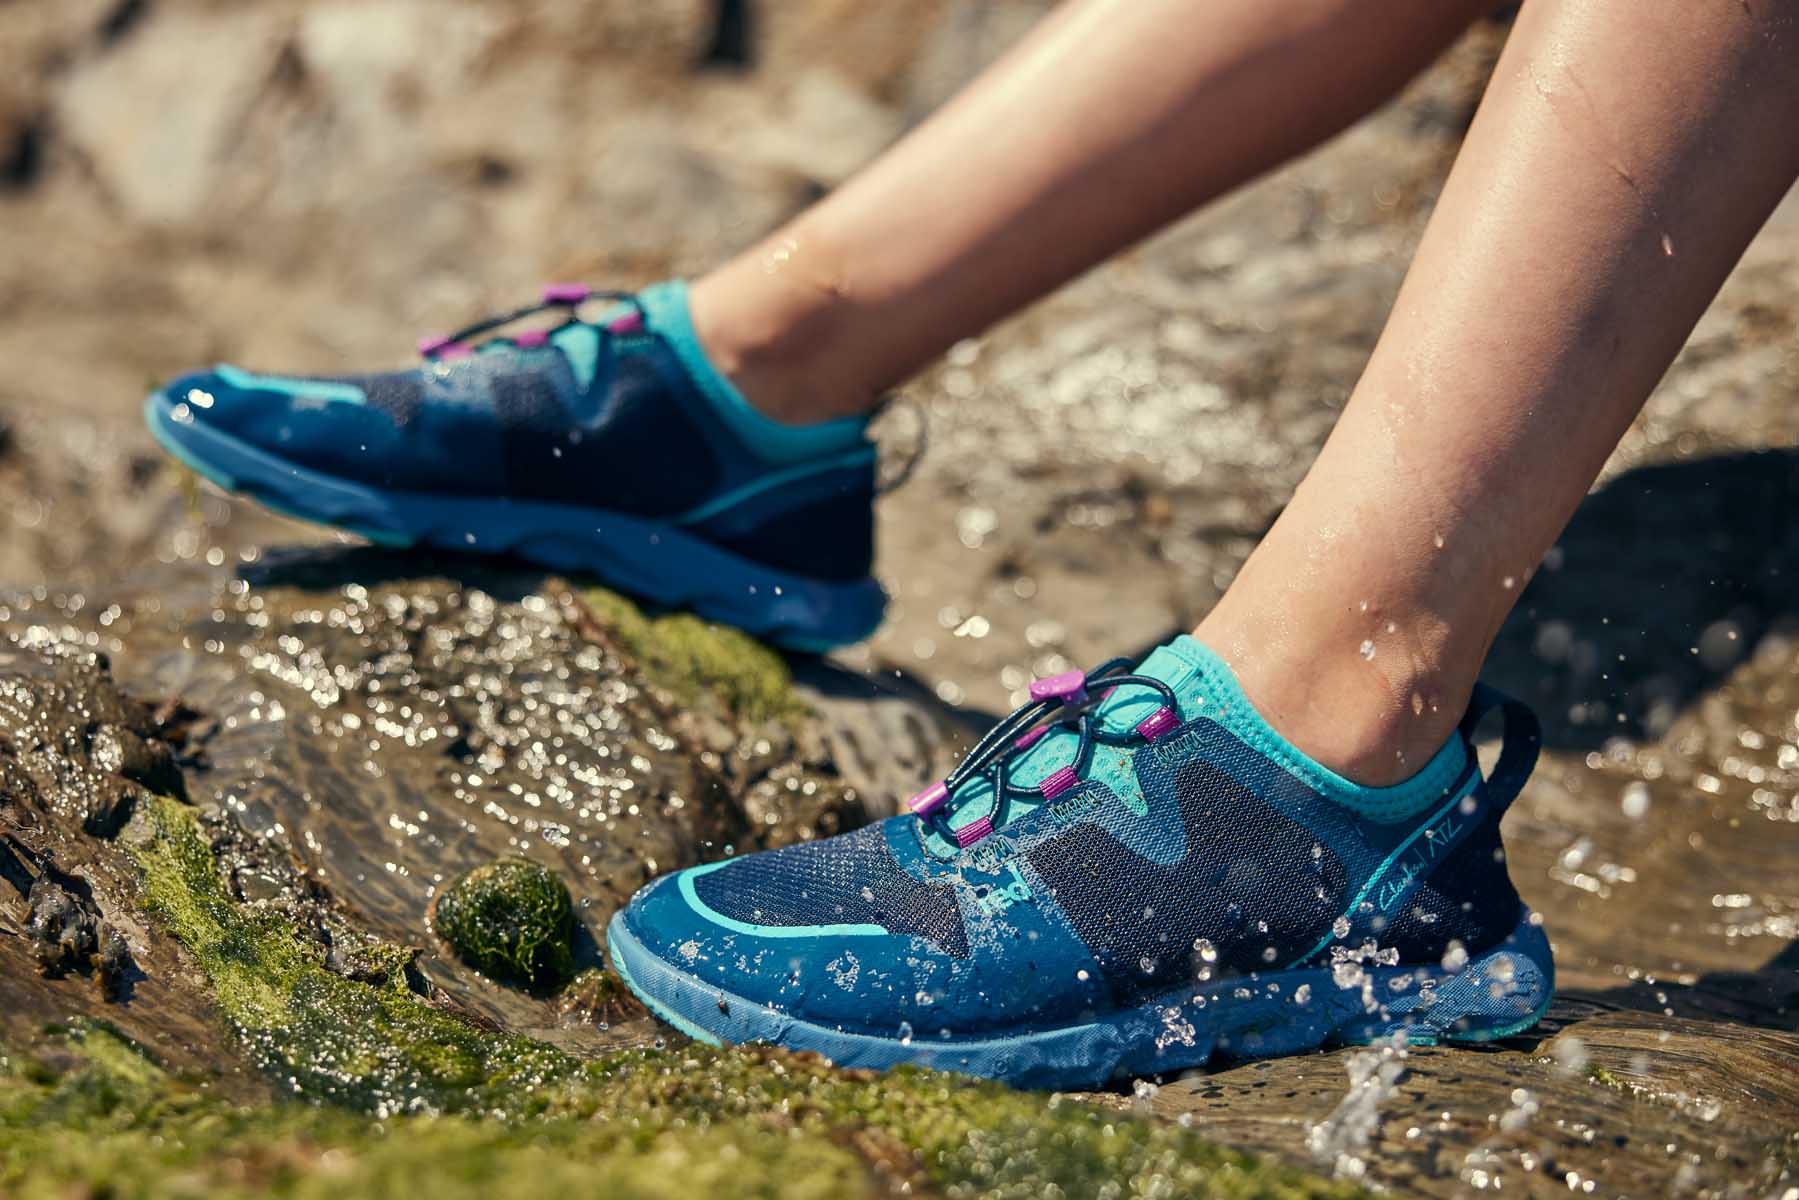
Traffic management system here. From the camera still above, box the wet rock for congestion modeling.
[94,921,132,998]
[0,642,261,1089]
[433,858,576,991]
[25,877,97,976]
[55,9,294,227]
[0,645,179,836]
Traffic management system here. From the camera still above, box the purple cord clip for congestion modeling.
[513,328,550,348]
[1136,706,1179,742]
[1028,669,1089,707]
[416,333,457,356]
[953,815,994,848]
[1037,765,1079,800]
[908,780,949,818]
[541,282,591,305]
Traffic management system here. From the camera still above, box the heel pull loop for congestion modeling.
[1459,682,1541,815]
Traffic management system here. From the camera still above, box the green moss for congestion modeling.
[432,859,575,990]
[558,966,647,1025]
[103,794,1358,1198]
[581,586,804,724]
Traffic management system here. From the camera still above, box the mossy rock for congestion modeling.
[580,586,803,724]
[432,859,576,991]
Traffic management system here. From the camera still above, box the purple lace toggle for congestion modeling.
[908,780,949,818]
[953,815,994,848]
[1013,726,1048,752]
[416,333,457,356]
[1038,765,1078,799]
[1136,706,1178,741]
[1028,669,1089,707]
[607,311,645,334]
[513,328,549,348]
[436,343,472,361]
[541,283,591,305]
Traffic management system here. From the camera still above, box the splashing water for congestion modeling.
[1306,1032,1409,1180]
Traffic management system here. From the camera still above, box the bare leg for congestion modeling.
[1195,0,1799,784]
[691,0,1500,421]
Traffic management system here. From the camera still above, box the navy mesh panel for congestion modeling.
[693,825,969,958]
[1377,813,1520,962]
[333,372,425,427]
[494,352,722,514]
[703,472,876,582]
[1029,758,1345,1002]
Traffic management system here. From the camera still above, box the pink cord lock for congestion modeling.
[1037,765,1079,800]
[908,780,949,818]
[416,333,459,356]
[513,328,550,349]
[1135,706,1179,742]
[953,815,994,848]
[541,283,591,305]
[1013,726,1048,752]
[1028,670,1089,707]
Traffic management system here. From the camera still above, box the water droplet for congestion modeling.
[1359,640,1376,661]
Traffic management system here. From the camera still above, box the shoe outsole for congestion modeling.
[606,907,1553,1090]
[145,391,887,651]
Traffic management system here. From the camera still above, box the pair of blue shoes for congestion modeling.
[148,284,1553,1088]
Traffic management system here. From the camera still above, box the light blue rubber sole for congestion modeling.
[606,908,1554,1090]
[145,391,887,651]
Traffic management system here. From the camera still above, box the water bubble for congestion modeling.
[898,1021,913,1046]
[1620,782,1651,820]
[1359,639,1376,661]
[1332,915,1352,939]
[1550,1036,1589,1074]
[1441,941,1469,971]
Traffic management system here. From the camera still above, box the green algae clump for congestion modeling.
[580,586,803,724]
[432,858,576,991]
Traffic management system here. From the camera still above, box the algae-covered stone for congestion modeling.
[557,966,646,1027]
[433,859,576,991]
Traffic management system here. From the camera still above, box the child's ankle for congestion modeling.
[688,261,876,425]
[1190,612,1473,788]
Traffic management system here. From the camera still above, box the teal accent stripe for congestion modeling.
[1165,635,1467,822]
[1287,773,1480,968]
[678,860,888,939]
[214,364,367,406]
[637,281,869,467]
[550,322,602,391]
[673,446,877,527]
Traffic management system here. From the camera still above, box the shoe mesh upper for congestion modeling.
[692,823,971,958]
[1029,756,1348,1002]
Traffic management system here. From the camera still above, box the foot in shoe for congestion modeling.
[607,635,1553,1088]
[145,281,884,650]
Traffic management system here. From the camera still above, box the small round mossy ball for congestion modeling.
[432,858,576,990]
